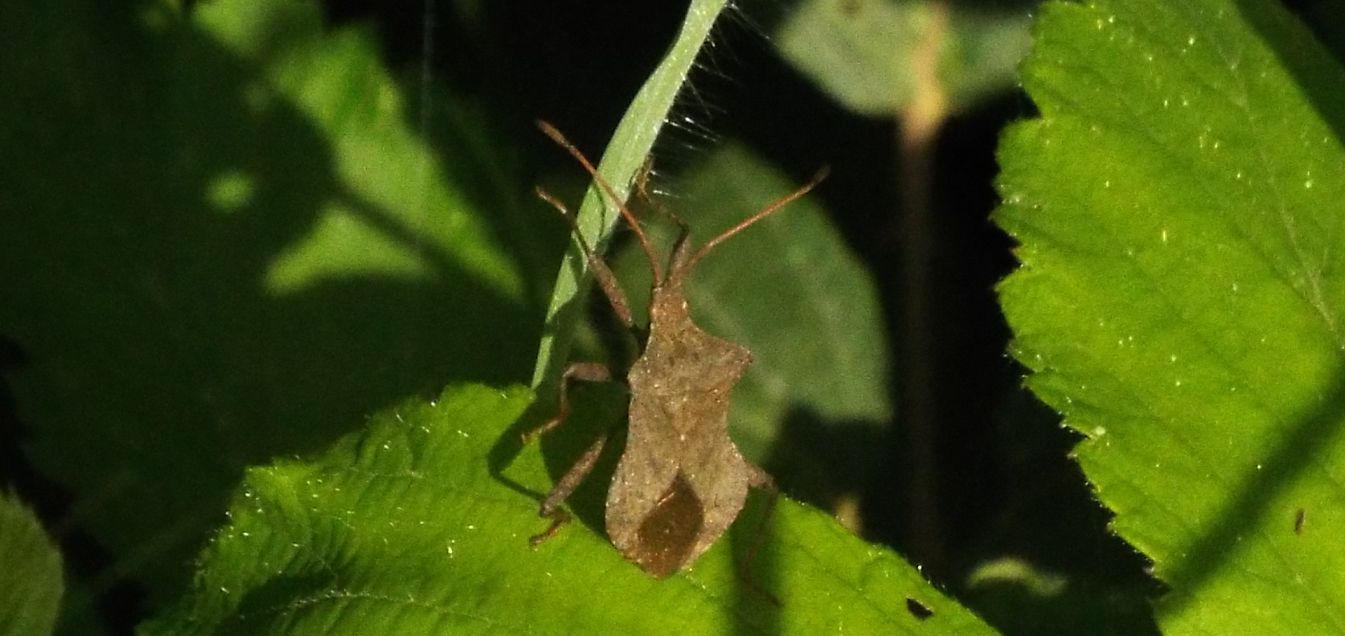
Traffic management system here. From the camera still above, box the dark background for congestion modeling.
[4,0,1341,633]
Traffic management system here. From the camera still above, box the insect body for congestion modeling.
[529,121,827,577]
[607,233,768,575]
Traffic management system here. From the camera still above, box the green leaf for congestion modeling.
[611,144,891,461]
[147,384,989,634]
[0,492,63,636]
[996,0,1345,633]
[0,0,535,612]
[770,0,1032,116]
[530,0,733,388]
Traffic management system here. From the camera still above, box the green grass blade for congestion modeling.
[530,0,731,389]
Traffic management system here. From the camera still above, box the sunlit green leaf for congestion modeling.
[996,0,1345,632]
[147,384,989,634]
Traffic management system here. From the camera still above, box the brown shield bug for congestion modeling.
[528,120,828,579]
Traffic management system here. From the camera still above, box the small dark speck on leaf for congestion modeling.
[906,597,933,620]
[1295,508,1306,535]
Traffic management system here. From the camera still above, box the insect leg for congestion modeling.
[529,432,609,547]
[521,362,613,445]
[535,186,635,329]
[585,253,635,329]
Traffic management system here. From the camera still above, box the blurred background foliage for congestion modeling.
[1,0,1341,633]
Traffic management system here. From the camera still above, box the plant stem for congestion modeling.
[896,0,950,576]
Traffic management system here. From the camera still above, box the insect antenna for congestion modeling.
[682,166,831,274]
[537,120,664,283]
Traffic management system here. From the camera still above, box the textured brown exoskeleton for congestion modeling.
[529,121,828,578]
